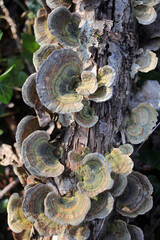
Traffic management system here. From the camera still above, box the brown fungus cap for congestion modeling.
[44,190,91,226]
[21,130,64,178]
[48,7,81,47]
[86,191,114,221]
[34,8,57,46]
[65,224,90,240]
[22,183,66,236]
[16,115,39,154]
[116,171,153,218]
[110,172,127,197]
[7,193,32,233]
[77,153,114,198]
[22,73,39,108]
[105,220,131,240]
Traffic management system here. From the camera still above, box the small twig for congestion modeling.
[0,0,21,51]
[136,122,160,153]
[0,178,19,199]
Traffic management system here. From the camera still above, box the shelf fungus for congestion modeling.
[36,49,98,114]
[89,65,115,103]
[65,224,90,240]
[46,0,72,9]
[74,101,98,128]
[132,0,160,7]
[77,153,114,198]
[86,191,114,221]
[125,103,158,144]
[16,115,39,154]
[105,220,131,240]
[7,193,32,233]
[44,190,91,226]
[134,5,157,25]
[105,148,134,176]
[131,49,158,78]
[22,73,39,108]
[119,144,134,156]
[21,130,64,178]
[34,8,57,46]
[48,7,81,47]
[110,173,127,197]
[33,44,60,71]
[22,183,66,236]
[127,225,144,240]
[116,171,153,218]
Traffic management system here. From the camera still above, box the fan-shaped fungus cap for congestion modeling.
[77,153,114,198]
[36,49,85,114]
[34,8,57,46]
[22,73,39,108]
[33,45,60,72]
[116,171,153,218]
[76,72,97,96]
[127,225,144,240]
[46,0,72,9]
[7,193,32,233]
[131,49,158,77]
[105,220,131,240]
[105,148,134,176]
[125,103,158,144]
[44,190,91,226]
[65,224,90,240]
[12,229,31,240]
[119,144,134,156]
[68,147,91,171]
[134,5,157,25]
[110,173,127,197]
[16,115,39,154]
[58,114,74,127]
[74,101,98,128]
[89,65,115,103]
[21,130,64,178]
[48,7,81,47]
[22,183,66,236]
[86,191,114,221]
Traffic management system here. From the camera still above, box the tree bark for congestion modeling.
[59,0,138,239]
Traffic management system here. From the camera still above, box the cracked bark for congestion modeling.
[60,1,138,239]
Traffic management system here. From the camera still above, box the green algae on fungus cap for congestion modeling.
[22,183,66,236]
[34,8,57,46]
[125,103,158,144]
[65,224,90,240]
[105,148,134,176]
[127,225,144,240]
[21,130,64,178]
[46,0,72,9]
[116,171,153,218]
[105,220,131,240]
[77,153,114,198]
[76,71,97,96]
[44,191,91,226]
[48,7,81,47]
[36,49,84,114]
[110,172,127,197]
[86,191,114,221]
[33,44,60,72]
[7,193,32,233]
[134,5,157,25]
[22,73,39,108]
[74,101,98,128]
[16,115,39,154]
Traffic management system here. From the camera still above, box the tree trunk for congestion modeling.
[58,1,138,239]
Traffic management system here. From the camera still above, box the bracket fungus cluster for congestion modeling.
[5,0,159,240]
[132,0,160,25]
